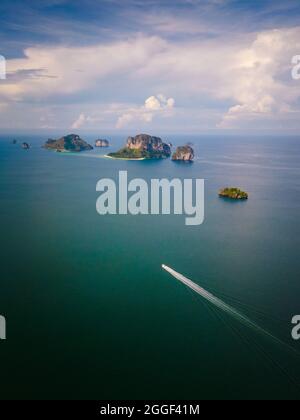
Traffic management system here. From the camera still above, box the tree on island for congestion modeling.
[219,188,248,200]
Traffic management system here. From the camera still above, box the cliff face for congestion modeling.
[172,145,194,162]
[126,134,171,157]
[109,134,171,159]
[44,134,93,152]
[95,139,109,147]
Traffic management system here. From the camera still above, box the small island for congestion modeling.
[219,188,248,200]
[108,134,171,160]
[22,142,30,150]
[172,145,194,162]
[95,139,109,148]
[44,134,93,152]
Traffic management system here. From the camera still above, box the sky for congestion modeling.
[0,0,300,133]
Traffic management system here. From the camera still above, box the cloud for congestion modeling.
[217,28,300,128]
[116,94,175,128]
[136,13,215,36]
[71,113,86,129]
[67,99,173,131]
[1,26,300,131]
[0,36,167,102]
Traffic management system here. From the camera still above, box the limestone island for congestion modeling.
[95,139,109,148]
[44,134,93,152]
[107,134,171,160]
[22,142,30,150]
[219,188,248,200]
[172,145,194,162]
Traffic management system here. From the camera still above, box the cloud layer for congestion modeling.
[1,1,300,132]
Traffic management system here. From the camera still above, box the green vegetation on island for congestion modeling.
[108,147,166,160]
[219,188,248,200]
[44,134,93,152]
[108,148,146,159]
[108,134,171,160]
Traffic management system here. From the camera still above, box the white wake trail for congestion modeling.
[162,264,297,353]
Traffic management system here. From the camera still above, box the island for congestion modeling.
[107,134,171,160]
[219,188,248,200]
[22,142,30,149]
[95,139,109,147]
[44,134,93,152]
[172,145,194,162]
[12,139,17,145]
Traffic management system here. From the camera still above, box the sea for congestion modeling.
[0,133,300,400]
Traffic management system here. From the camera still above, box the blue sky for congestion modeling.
[0,0,300,132]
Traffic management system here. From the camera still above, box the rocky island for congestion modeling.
[95,139,109,147]
[108,134,171,160]
[44,134,93,152]
[22,142,30,149]
[172,145,194,162]
[219,188,248,200]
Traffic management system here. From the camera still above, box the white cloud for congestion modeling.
[1,27,300,130]
[71,113,86,129]
[116,94,175,128]
[217,28,300,128]
[1,36,167,101]
[145,96,162,111]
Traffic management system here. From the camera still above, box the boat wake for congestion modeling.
[162,264,297,354]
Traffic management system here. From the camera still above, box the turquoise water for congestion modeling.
[0,134,300,400]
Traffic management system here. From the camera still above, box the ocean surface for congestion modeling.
[0,133,300,400]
